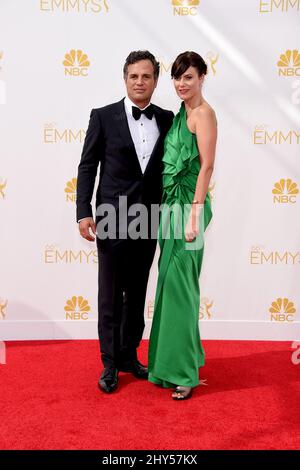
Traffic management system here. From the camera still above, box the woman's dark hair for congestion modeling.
[123,50,160,79]
[171,51,207,79]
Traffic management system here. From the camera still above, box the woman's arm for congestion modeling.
[193,106,217,203]
[185,106,217,242]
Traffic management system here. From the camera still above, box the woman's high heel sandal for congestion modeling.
[171,386,193,400]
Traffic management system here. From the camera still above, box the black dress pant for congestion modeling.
[97,238,157,368]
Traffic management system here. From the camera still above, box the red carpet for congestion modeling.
[0,340,299,450]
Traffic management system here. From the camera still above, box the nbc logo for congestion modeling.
[199,297,213,320]
[0,178,7,199]
[269,297,296,322]
[172,0,200,16]
[63,49,90,77]
[272,178,299,203]
[277,49,300,77]
[65,177,77,202]
[64,296,90,320]
[0,298,8,319]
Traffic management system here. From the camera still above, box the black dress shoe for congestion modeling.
[118,360,148,379]
[98,366,118,393]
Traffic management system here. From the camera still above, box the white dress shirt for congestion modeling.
[78,97,159,222]
[124,96,159,174]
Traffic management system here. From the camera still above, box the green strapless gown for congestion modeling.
[148,102,213,388]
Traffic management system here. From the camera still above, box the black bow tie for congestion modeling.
[132,104,154,121]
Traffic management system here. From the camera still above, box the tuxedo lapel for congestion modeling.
[114,99,142,176]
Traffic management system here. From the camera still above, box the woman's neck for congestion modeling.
[184,94,204,113]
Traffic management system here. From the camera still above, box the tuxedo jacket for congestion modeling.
[76,98,174,240]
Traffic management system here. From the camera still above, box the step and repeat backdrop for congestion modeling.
[0,0,299,341]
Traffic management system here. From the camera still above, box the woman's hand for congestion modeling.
[185,203,204,242]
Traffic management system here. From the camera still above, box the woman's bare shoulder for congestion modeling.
[195,101,215,117]
[192,102,217,126]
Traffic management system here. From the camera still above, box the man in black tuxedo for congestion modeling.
[76,50,173,393]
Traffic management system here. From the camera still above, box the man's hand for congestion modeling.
[79,217,96,242]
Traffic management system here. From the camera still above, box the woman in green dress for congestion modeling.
[148,51,217,400]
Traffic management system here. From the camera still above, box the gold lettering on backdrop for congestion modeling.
[250,248,300,264]
[160,62,172,75]
[44,126,86,143]
[199,298,213,320]
[65,178,77,202]
[0,299,8,319]
[272,179,299,203]
[260,0,300,12]
[172,0,200,15]
[206,52,219,76]
[253,128,300,144]
[0,178,7,199]
[269,298,296,322]
[40,0,108,13]
[63,49,90,77]
[277,50,300,77]
[64,296,91,320]
[44,246,98,264]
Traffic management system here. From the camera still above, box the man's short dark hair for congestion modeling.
[123,50,160,79]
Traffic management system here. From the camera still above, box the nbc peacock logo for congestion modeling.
[63,49,90,77]
[0,178,7,199]
[277,49,300,76]
[269,297,296,322]
[172,0,199,4]
[172,0,200,16]
[64,177,77,202]
[64,296,90,320]
[0,298,8,320]
[272,178,299,203]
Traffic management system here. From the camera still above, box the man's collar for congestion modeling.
[124,96,152,116]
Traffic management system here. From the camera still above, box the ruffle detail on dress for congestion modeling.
[161,103,201,202]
